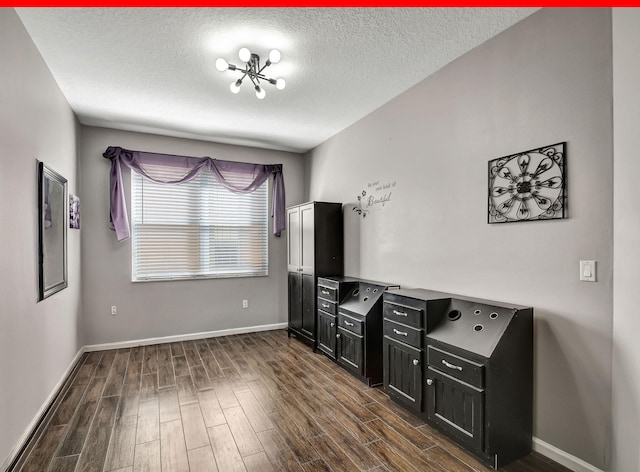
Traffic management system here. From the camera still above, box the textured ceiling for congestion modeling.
[16,8,537,153]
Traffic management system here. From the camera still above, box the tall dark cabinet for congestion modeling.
[287,202,343,348]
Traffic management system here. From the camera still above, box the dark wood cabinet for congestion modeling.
[426,361,484,453]
[316,277,400,385]
[301,274,315,336]
[382,288,533,469]
[336,326,364,375]
[286,202,343,348]
[382,290,444,413]
[319,279,400,386]
[288,273,303,332]
[317,310,337,357]
[383,336,423,413]
[316,276,359,359]
[425,297,533,469]
[287,272,315,339]
[426,345,485,452]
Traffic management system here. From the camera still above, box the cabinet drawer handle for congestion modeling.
[426,379,433,386]
[393,310,408,317]
[336,333,341,339]
[322,303,330,309]
[330,322,335,327]
[442,359,463,371]
[413,359,420,366]
[393,328,408,336]
[344,320,354,327]
[321,290,330,295]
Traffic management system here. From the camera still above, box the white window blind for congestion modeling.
[131,163,268,281]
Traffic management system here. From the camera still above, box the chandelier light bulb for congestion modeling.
[255,85,266,99]
[215,58,229,72]
[230,80,241,94]
[238,47,251,63]
[268,49,281,64]
[275,78,286,90]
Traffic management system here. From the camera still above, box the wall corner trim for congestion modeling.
[1,346,87,471]
[83,322,288,352]
[533,437,606,472]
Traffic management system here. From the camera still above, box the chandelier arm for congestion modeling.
[235,70,249,82]
[229,70,275,85]
[254,72,274,81]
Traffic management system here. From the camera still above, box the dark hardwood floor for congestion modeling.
[12,330,570,472]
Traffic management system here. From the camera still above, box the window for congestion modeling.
[131,163,268,281]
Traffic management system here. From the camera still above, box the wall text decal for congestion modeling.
[353,179,396,218]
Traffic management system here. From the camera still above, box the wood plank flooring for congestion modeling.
[12,330,570,472]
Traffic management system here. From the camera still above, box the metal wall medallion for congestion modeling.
[488,142,566,224]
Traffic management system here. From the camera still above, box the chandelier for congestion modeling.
[216,48,286,100]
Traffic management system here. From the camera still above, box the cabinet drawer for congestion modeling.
[317,277,340,290]
[317,297,337,316]
[383,319,423,349]
[338,312,363,336]
[427,346,484,389]
[383,300,424,329]
[318,285,338,302]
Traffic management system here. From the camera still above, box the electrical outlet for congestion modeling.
[242,300,248,309]
[111,305,117,316]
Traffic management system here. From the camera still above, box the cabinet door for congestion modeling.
[337,327,364,376]
[426,367,484,453]
[288,272,302,331]
[299,203,315,275]
[287,207,301,272]
[383,336,423,413]
[317,311,336,358]
[301,274,316,337]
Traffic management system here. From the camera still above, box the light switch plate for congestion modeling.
[580,260,597,282]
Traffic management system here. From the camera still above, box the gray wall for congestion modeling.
[612,9,640,472]
[306,8,613,470]
[79,126,305,345]
[0,8,82,466]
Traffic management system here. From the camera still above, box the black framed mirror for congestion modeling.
[37,161,68,301]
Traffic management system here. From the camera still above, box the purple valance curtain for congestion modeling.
[103,146,286,241]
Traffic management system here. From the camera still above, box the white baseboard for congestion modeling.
[83,322,288,352]
[1,347,86,471]
[533,437,605,472]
